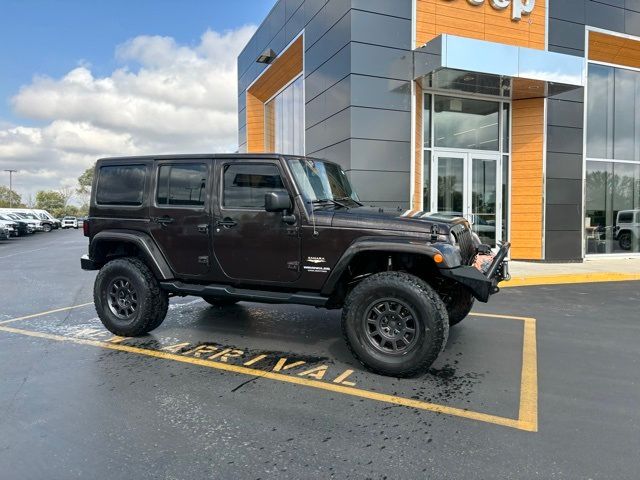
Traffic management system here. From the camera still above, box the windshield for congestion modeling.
[288,158,359,207]
[18,213,38,219]
[7,214,22,221]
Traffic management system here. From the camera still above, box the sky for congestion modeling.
[0,0,276,201]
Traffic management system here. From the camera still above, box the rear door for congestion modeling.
[148,158,212,278]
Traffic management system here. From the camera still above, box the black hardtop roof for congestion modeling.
[96,153,330,163]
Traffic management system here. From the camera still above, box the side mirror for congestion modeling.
[265,191,292,212]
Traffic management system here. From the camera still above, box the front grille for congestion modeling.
[451,224,476,266]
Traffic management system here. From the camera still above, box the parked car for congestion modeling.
[33,209,61,230]
[62,216,79,229]
[615,209,640,251]
[81,154,510,377]
[0,223,10,240]
[0,213,35,235]
[0,218,18,237]
[9,211,44,231]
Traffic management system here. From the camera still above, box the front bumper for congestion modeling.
[441,242,511,303]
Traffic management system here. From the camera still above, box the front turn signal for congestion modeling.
[433,253,444,264]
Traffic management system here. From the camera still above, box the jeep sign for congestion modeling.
[443,0,535,21]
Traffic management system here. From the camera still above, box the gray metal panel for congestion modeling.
[548,99,584,129]
[350,139,411,172]
[305,0,350,48]
[238,124,247,147]
[305,11,351,75]
[305,75,350,129]
[546,179,583,205]
[585,0,625,32]
[351,75,411,111]
[286,0,305,19]
[351,107,411,142]
[547,126,584,154]
[625,9,640,36]
[546,152,583,180]
[545,231,583,260]
[309,138,352,170]
[351,10,412,50]
[238,108,246,129]
[305,43,350,102]
[350,0,412,18]
[347,170,410,203]
[306,107,351,154]
[549,18,586,52]
[550,0,586,22]
[351,43,413,81]
[546,204,583,231]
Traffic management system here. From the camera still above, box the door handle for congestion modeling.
[153,216,175,227]
[216,217,237,229]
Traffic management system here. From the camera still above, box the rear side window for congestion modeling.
[223,163,286,209]
[96,165,146,206]
[156,164,207,206]
[618,212,633,223]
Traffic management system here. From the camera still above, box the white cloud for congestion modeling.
[0,25,255,202]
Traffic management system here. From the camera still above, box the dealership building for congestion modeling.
[237,0,640,261]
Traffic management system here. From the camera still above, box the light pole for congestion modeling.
[4,169,17,208]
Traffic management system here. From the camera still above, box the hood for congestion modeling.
[330,206,468,234]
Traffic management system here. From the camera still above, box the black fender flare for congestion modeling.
[89,230,174,280]
[320,236,447,296]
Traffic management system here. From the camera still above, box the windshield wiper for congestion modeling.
[335,196,363,207]
[310,198,349,209]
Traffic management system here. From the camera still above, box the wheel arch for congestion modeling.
[90,230,174,280]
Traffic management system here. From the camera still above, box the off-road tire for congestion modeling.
[94,257,168,336]
[442,284,475,326]
[341,271,449,377]
[619,232,632,251]
[202,296,239,307]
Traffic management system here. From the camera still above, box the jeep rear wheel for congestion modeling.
[441,283,475,326]
[94,257,168,336]
[202,296,239,307]
[341,272,449,377]
[619,232,632,251]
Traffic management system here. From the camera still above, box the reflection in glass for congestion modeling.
[471,157,497,246]
[437,156,464,216]
[502,155,509,244]
[264,76,304,156]
[423,93,432,148]
[434,96,500,151]
[423,151,431,210]
[585,161,640,254]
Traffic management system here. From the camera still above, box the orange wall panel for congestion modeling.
[589,31,640,69]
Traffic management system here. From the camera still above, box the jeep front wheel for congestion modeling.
[94,257,168,336]
[441,283,475,326]
[619,232,632,251]
[341,272,449,377]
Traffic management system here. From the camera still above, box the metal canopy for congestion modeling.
[414,35,586,99]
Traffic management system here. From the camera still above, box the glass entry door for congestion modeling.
[431,151,502,248]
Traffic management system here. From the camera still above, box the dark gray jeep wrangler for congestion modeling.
[81,154,510,377]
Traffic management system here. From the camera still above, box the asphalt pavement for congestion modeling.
[1,230,639,479]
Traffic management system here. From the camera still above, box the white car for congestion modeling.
[61,216,79,229]
[616,210,640,251]
[0,219,17,237]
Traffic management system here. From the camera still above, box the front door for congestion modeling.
[148,159,212,277]
[212,160,301,283]
[431,151,502,248]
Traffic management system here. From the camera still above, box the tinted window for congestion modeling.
[618,212,633,223]
[96,165,146,206]
[157,164,207,206]
[223,163,286,209]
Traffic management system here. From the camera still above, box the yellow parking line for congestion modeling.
[518,317,538,432]
[0,323,534,432]
[503,272,640,288]
[0,302,94,325]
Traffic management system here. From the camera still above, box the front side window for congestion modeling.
[96,165,146,206]
[157,164,207,207]
[223,163,287,209]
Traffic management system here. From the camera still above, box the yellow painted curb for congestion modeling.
[503,272,640,288]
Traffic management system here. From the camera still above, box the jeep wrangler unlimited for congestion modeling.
[81,154,509,377]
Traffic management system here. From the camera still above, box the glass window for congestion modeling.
[434,95,500,151]
[585,161,640,254]
[287,158,358,204]
[587,64,640,161]
[223,163,287,209]
[423,93,432,148]
[96,165,146,206]
[157,164,207,206]
[423,151,431,210]
[265,76,304,156]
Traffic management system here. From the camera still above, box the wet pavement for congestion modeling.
[1,230,639,479]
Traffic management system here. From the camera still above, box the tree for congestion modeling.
[77,164,95,205]
[35,190,66,215]
[0,185,23,208]
[58,185,75,207]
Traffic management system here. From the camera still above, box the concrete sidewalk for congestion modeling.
[506,257,640,287]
